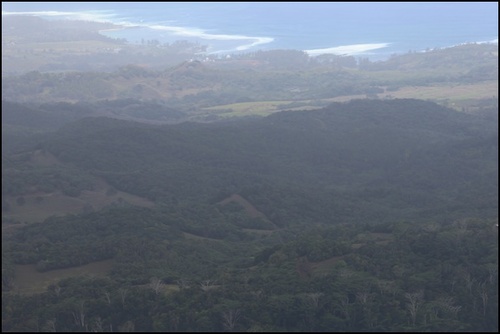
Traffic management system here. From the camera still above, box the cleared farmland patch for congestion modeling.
[2,182,154,224]
[11,259,114,295]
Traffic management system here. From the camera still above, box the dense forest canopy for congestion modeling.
[2,98,498,331]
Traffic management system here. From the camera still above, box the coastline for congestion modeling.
[3,7,497,60]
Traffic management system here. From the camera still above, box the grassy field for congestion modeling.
[376,81,498,105]
[3,183,154,224]
[218,194,278,231]
[218,194,269,219]
[297,232,393,278]
[202,100,297,117]
[183,232,224,242]
[12,259,114,295]
[201,81,497,118]
[3,149,154,224]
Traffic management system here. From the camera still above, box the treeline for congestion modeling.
[2,214,497,331]
[2,43,497,107]
[1,99,186,128]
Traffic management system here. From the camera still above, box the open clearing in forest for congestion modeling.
[3,185,154,224]
[297,232,394,278]
[242,228,275,235]
[218,193,277,230]
[382,81,497,100]
[2,151,154,224]
[218,194,268,219]
[311,256,346,273]
[183,232,224,242]
[201,81,497,117]
[351,232,393,249]
[11,259,114,295]
[202,100,306,117]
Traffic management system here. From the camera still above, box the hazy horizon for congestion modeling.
[2,2,498,59]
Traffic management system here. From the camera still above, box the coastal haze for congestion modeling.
[2,2,498,333]
[2,2,498,59]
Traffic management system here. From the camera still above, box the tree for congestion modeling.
[200,279,217,292]
[304,292,323,309]
[150,277,164,295]
[405,290,424,326]
[72,301,87,330]
[54,284,62,298]
[90,317,104,332]
[118,287,129,307]
[221,309,241,332]
[176,278,190,290]
[302,292,324,330]
[338,294,352,325]
[41,319,57,332]
[118,320,135,332]
[356,290,376,329]
[103,290,112,305]
[478,281,489,317]
[376,279,398,297]
[436,296,462,319]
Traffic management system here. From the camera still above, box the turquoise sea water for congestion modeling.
[2,2,498,60]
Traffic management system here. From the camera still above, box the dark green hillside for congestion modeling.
[2,99,186,130]
[2,14,497,331]
[2,101,91,153]
[5,98,495,225]
[2,98,497,332]
[1,99,187,153]
[37,99,497,223]
[2,101,88,130]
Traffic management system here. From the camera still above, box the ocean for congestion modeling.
[2,2,498,60]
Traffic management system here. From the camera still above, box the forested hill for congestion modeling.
[2,98,498,332]
[30,98,497,223]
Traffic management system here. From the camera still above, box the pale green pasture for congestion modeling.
[12,259,114,295]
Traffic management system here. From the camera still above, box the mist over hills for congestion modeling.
[4,99,497,225]
[2,96,498,331]
[2,2,497,61]
[2,12,498,332]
